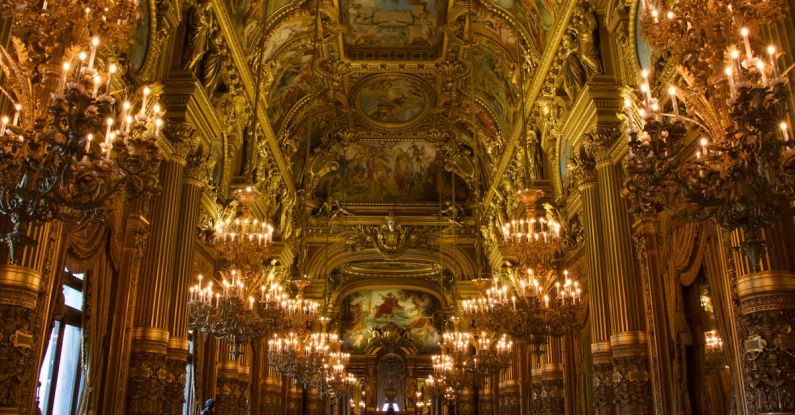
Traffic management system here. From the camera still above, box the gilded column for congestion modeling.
[0,219,65,415]
[569,142,613,414]
[731,222,795,414]
[165,143,209,415]
[128,125,195,414]
[305,387,323,415]
[541,338,565,415]
[457,388,475,415]
[588,127,651,414]
[215,361,250,414]
[286,384,303,415]
[260,366,283,415]
[478,377,494,415]
[498,345,521,413]
[529,363,543,414]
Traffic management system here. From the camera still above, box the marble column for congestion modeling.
[589,127,651,414]
[570,141,614,414]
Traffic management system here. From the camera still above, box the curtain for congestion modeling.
[65,208,122,415]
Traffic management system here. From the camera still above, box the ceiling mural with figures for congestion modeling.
[339,0,449,59]
[315,139,470,203]
[352,75,432,128]
[340,289,443,354]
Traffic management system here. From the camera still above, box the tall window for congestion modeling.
[37,271,85,415]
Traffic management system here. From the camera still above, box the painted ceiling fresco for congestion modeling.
[340,289,442,354]
[494,0,554,54]
[315,139,469,203]
[352,75,431,128]
[219,0,561,208]
[469,44,518,136]
[339,0,448,59]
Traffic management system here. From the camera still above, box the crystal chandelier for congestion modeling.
[0,33,162,263]
[189,266,287,358]
[500,188,563,266]
[623,0,794,272]
[463,267,585,352]
[213,186,275,265]
[322,352,356,399]
[268,319,340,388]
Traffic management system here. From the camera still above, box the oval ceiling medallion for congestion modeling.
[351,74,432,129]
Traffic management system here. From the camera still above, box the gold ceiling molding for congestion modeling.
[303,243,475,281]
[208,0,297,196]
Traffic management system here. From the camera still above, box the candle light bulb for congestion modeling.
[780,121,790,141]
[740,27,749,37]
[767,45,776,56]
[624,98,632,108]
[730,49,740,60]
[667,86,676,96]
[78,51,87,62]
[666,11,674,19]
[641,69,649,79]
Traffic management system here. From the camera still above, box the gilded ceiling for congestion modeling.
[217,0,560,207]
[188,0,598,324]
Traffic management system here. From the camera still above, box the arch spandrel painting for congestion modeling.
[268,48,315,133]
[341,289,442,354]
[340,0,448,59]
[315,139,470,203]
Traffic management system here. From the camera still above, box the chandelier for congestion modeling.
[463,267,585,352]
[322,352,356,399]
[500,188,563,266]
[213,186,275,265]
[0,33,162,263]
[189,266,288,358]
[268,319,340,388]
[623,0,794,272]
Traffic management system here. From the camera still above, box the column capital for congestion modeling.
[183,144,215,188]
[568,145,598,190]
[161,123,200,164]
[584,124,622,165]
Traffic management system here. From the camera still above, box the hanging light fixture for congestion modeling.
[212,186,275,265]
[0,29,162,263]
[268,317,340,388]
[463,267,585,354]
[623,0,794,272]
[189,266,288,358]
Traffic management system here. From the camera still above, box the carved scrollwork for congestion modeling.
[739,305,795,414]
[127,350,168,415]
[612,355,651,413]
[592,362,615,415]
[0,304,37,413]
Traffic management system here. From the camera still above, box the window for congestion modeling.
[37,271,85,415]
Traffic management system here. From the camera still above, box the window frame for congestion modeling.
[39,270,85,415]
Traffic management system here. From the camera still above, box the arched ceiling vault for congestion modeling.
[215,0,564,309]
